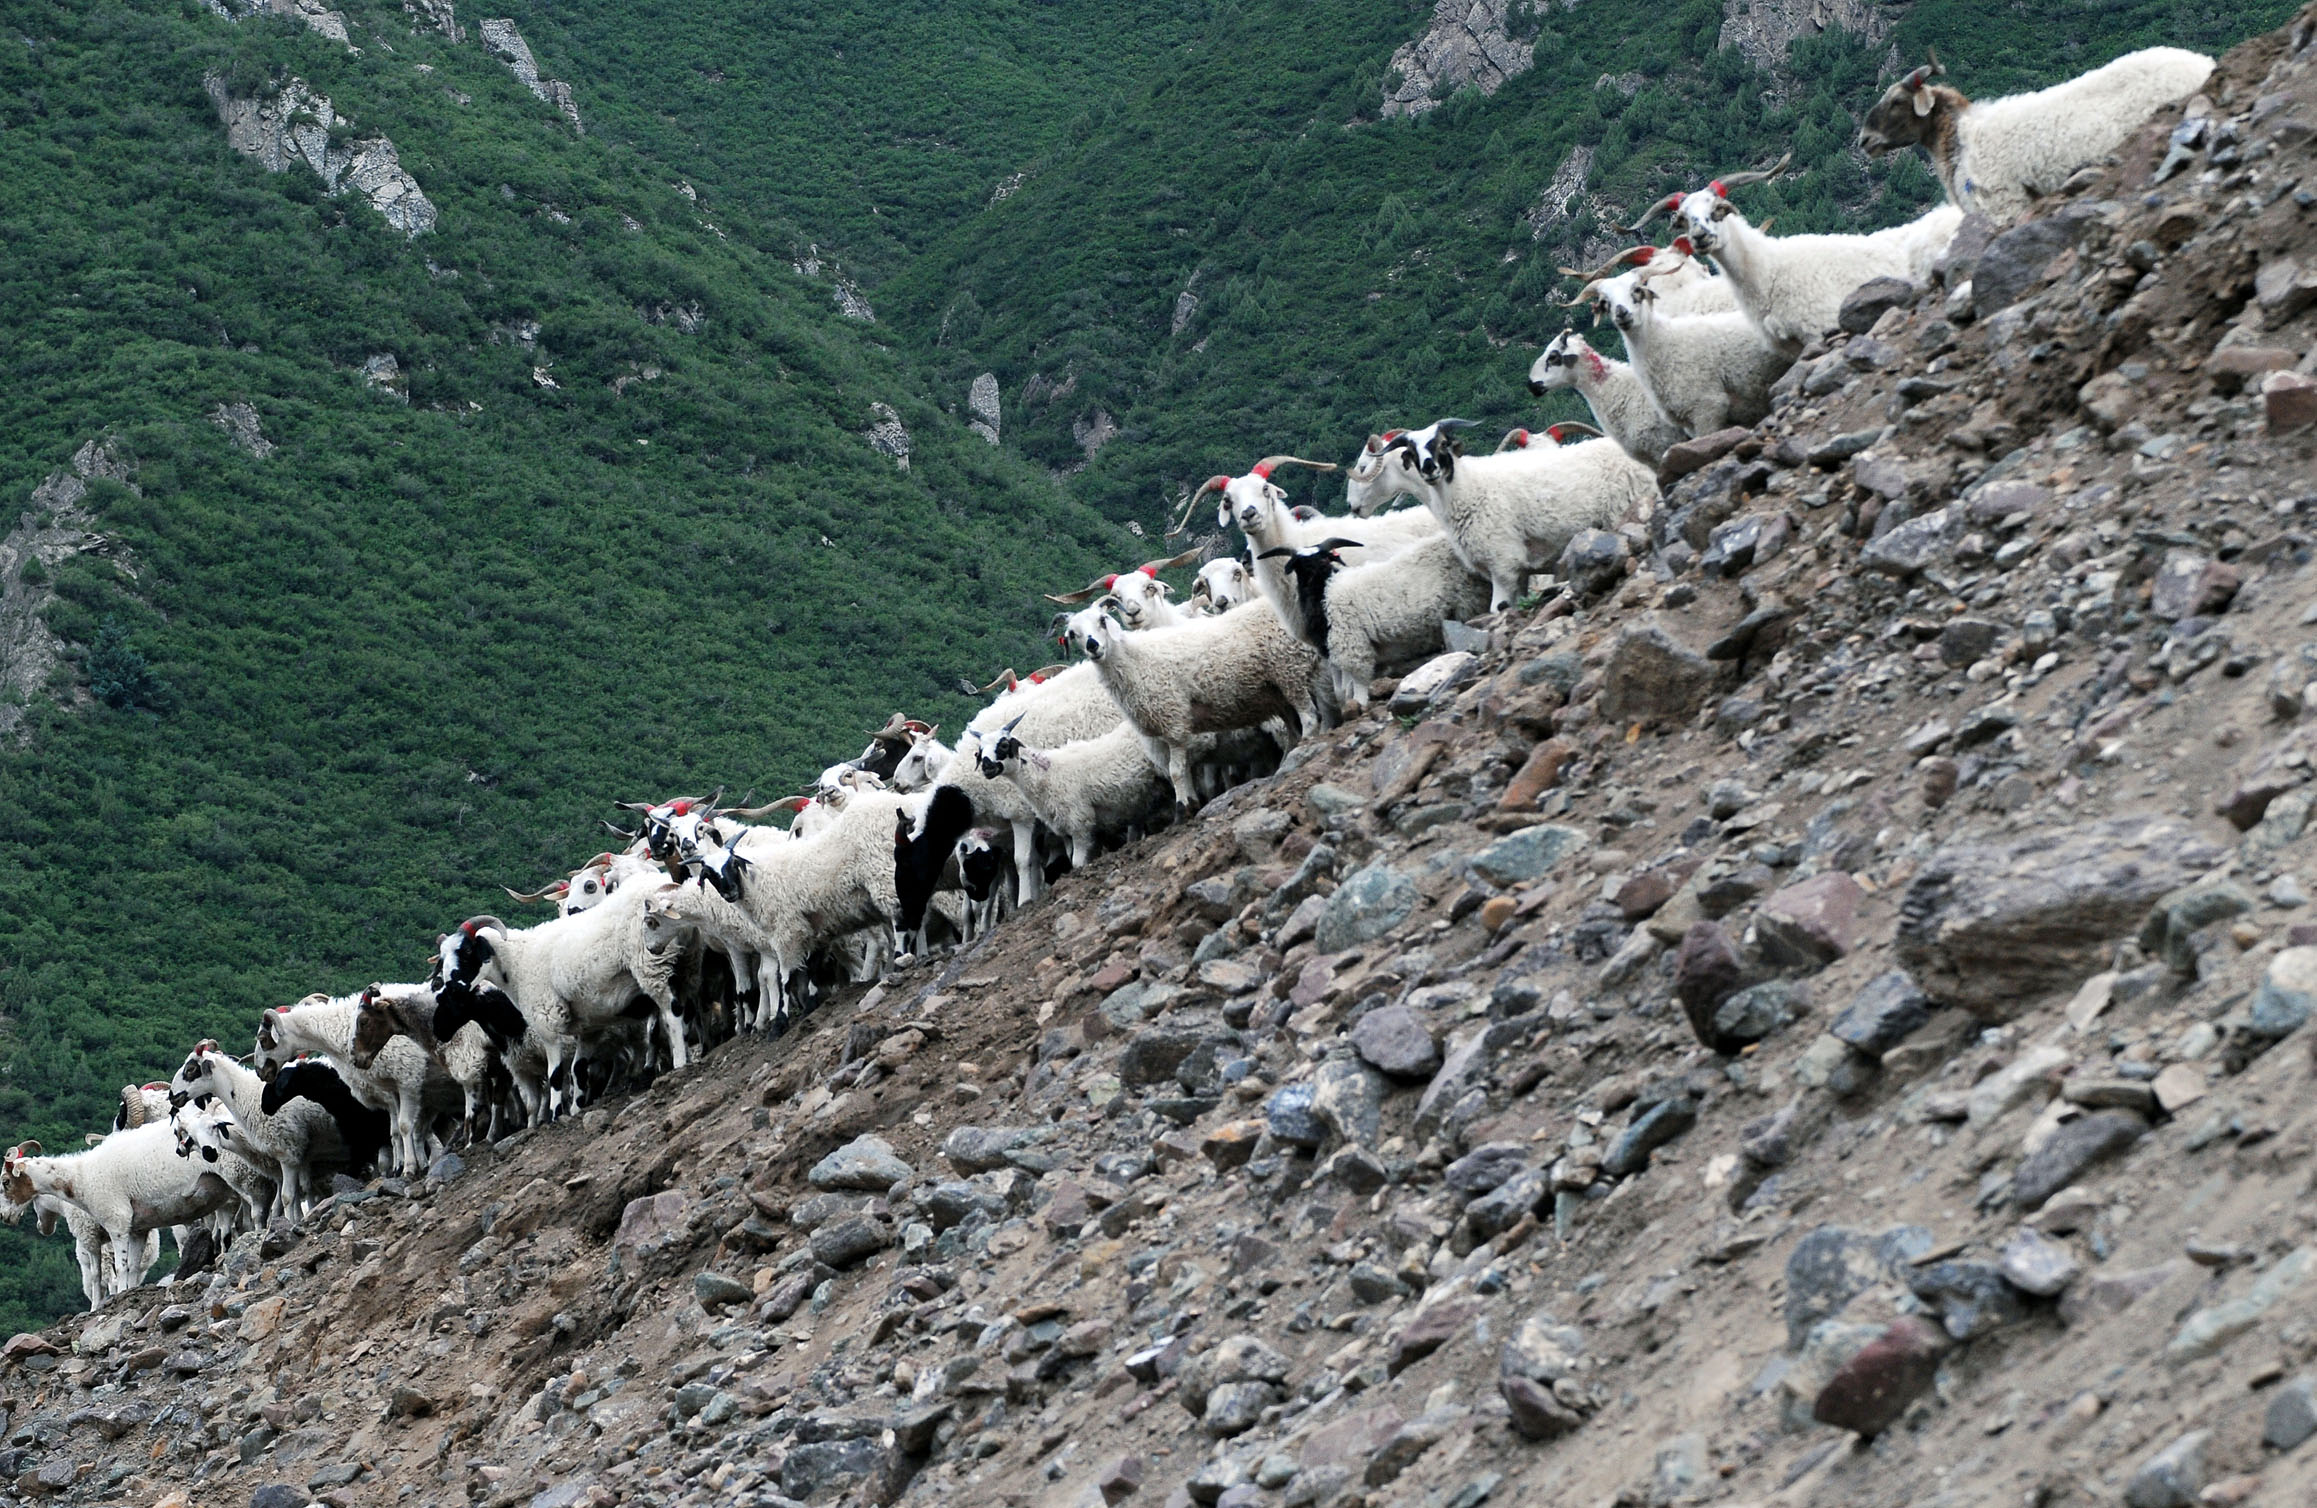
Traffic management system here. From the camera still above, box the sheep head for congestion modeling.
[1379,419,1478,485]
[1859,51,1960,155]
[1674,154,1790,253]
[1060,600,1125,662]
[1192,556,1253,612]
[1172,456,1337,538]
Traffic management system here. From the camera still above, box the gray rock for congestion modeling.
[2140,879,2258,974]
[1859,506,1956,577]
[1599,620,1716,725]
[693,1270,755,1309]
[1444,1142,1530,1196]
[1414,1027,1489,1141]
[2250,946,2317,1037]
[1351,1005,1441,1080]
[940,1125,1051,1173]
[1468,823,1590,887]
[1837,276,1915,333]
[2012,1110,2146,1209]
[921,1181,1007,1231]
[1828,971,1929,1059]
[427,1151,466,1183]
[1905,1259,2030,1339]
[1120,1025,1216,1088]
[1600,1095,1696,1178]
[1265,1083,1324,1147]
[1712,980,1806,1048]
[807,1215,891,1269]
[2263,1374,2317,1451]
[307,1463,363,1489]
[1389,651,1477,714]
[1465,1168,1548,1236]
[2122,1429,2209,1508]
[789,1191,870,1231]
[782,1437,888,1500]
[1559,528,1629,597]
[1349,1263,1410,1304]
[809,1134,912,1191]
[1807,427,1885,467]
[249,1489,312,1508]
[1898,817,2227,1019]
[1784,1226,1934,1348]
[1997,1228,2079,1296]
[1203,1380,1278,1437]
[1974,213,2087,316]
[2167,1247,2315,1360]
[1316,863,1419,952]
[1311,1055,1387,1149]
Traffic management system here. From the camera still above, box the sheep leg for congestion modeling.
[73,1232,103,1311]
[1010,821,1041,907]
[1166,744,1197,813]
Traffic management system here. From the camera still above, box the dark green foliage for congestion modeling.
[85,617,174,713]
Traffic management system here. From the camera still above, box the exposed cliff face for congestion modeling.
[479,18,584,135]
[0,441,138,742]
[1718,0,1897,76]
[205,74,438,237]
[1381,0,1541,119]
[205,0,353,46]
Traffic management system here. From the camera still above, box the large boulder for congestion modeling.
[1598,619,1716,726]
[1896,817,2227,1018]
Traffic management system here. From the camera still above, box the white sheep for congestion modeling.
[1860,47,2214,223]
[1258,532,1493,710]
[660,788,912,1029]
[1527,329,1689,466]
[976,721,1169,867]
[1593,251,1792,437]
[2,1123,238,1297]
[167,1042,348,1219]
[255,985,462,1178]
[1060,596,1325,810]
[1658,157,1963,356]
[1557,243,1736,319]
[1191,557,1257,614]
[1373,422,1658,612]
[1043,548,1203,632]
[1178,453,1439,627]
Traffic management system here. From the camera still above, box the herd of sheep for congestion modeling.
[0,45,2218,1314]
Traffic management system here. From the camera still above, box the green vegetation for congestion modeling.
[0,0,2295,1329]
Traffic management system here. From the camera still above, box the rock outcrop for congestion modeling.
[1716,0,1892,78]
[479,18,584,134]
[204,74,437,237]
[205,0,353,46]
[866,403,911,470]
[1,440,138,741]
[968,374,1001,445]
[1380,0,1539,119]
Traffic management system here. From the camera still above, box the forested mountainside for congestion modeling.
[0,0,2296,1333]
[0,0,1127,1327]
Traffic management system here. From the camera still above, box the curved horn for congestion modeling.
[1002,712,1027,733]
[1030,664,1068,681]
[873,712,911,738]
[1249,455,1339,480]
[1713,152,1792,193]
[1253,546,1294,561]
[1546,422,1604,442]
[1625,192,1685,234]
[1570,245,1660,285]
[502,881,563,904]
[977,668,1019,693]
[1925,44,1944,75]
[613,800,655,813]
[122,1085,147,1128]
[1139,546,1202,575]
[1434,419,1481,433]
[18,1140,39,1158]
[1168,475,1232,537]
[1313,537,1364,552]
[1043,575,1116,605]
[1497,428,1531,452]
[459,914,506,936]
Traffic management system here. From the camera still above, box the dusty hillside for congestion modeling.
[11,11,2317,1508]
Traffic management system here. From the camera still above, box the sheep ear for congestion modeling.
[1912,86,1934,117]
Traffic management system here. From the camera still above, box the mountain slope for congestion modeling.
[0,0,1129,1328]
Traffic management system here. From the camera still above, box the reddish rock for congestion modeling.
[1088,960,1137,995]
[1289,955,1339,1009]
[2268,370,2317,432]
[1616,857,1701,921]
[1,1333,59,1359]
[1500,1375,1585,1440]
[1097,1455,1145,1504]
[2206,346,2297,392]
[1497,738,1574,812]
[1201,1120,1264,1171]
[1386,1298,1481,1374]
[1299,1404,1406,1471]
[613,1190,689,1252]
[1674,922,1743,1048]
[1658,426,1750,482]
[1478,895,1519,933]
[1812,1316,1948,1437]
[1755,872,1864,970]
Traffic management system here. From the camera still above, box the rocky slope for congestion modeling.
[11,11,2317,1508]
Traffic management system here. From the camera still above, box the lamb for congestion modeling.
[1860,47,2214,223]
[399,975,535,1138]
[2,1122,238,1297]
[1657,156,1963,356]
[1043,548,1202,632]
[1060,597,1325,810]
[254,986,460,1177]
[1190,557,1257,614]
[977,721,1170,867]
[167,1041,348,1219]
[1373,422,1659,612]
[1592,248,1791,438]
[1527,329,1689,465]
[1258,532,1493,710]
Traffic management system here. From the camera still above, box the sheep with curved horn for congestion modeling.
[1559,244,1734,320]
[1859,46,2210,222]
[1527,328,1688,466]
[1166,454,1338,538]
[1670,162,1960,356]
[1044,547,1207,628]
